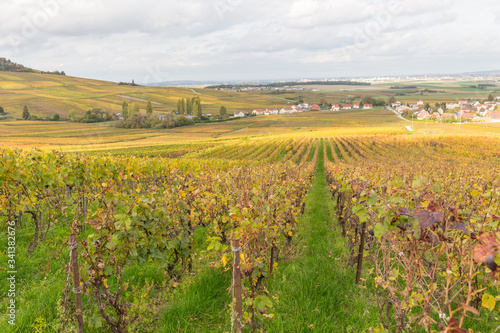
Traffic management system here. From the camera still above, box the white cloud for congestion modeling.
[0,0,498,81]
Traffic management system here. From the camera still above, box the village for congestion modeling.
[233,96,500,124]
[389,97,500,123]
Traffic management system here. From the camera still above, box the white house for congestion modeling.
[234,110,248,118]
[353,104,360,109]
[252,109,265,116]
[343,104,352,110]
[363,104,373,109]
[331,104,340,111]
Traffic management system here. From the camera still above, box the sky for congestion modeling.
[1,0,499,84]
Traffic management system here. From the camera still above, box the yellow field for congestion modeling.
[3,107,500,155]
[0,72,290,119]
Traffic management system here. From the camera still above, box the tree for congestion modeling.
[488,93,494,101]
[220,106,227,116]
[388,96,397,105]
[361,96,376,105]
[374,98,386,107]
[146,100,153,115]
[181,99,186,114]
[52,113,60,121]
[196,99,202,118]
[0,106,4,114]
[122,101,129,119]
[128,103,140,117]
[424,103,431,111]
[186,98,194,115]
[177,99,182,114]
[22,105,30,120]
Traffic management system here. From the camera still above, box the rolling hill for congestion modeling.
[0,71,292,119]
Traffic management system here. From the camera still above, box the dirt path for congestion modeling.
[115,95,164,105]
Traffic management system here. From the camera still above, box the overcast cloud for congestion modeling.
[0,0,498,83]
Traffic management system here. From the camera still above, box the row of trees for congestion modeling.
[177,97,203,117]
[40,70,65,76]
[121,100,154,120]
[0,106,4,114]
[70,108,113,123]
[115,112,197,129]
[117,99,199,129]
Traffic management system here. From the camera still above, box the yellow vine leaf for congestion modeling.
[482,293,496,311]
[221,255,228,267]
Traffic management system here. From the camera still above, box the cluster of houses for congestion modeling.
[392,98,500,122]
[233,102,374,118]
[234,103,322,117]
[330,103,373,111]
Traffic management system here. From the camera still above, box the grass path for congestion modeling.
[160,140,379,332]
[262,139,378,332]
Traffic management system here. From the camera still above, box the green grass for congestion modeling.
[262,140,379,332]
[160,270,231,332]
[307,139,317,162]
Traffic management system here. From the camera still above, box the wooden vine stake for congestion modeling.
[355,222,366,284]
[232,239,243,333]
[69,233,85,333]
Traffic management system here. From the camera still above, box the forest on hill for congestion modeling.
[0,57,33,72]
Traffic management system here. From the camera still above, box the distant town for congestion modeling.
[389,97,500,122]
[228,96,500,123]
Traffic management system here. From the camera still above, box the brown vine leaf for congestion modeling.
[427,200,442,212]
[398,207,411,215]
[88,219,102,230]
[415,210,444,230]
[459,303,479,315]
[448,223,467,234]
[473,233,499,264]
[440,317,467,333]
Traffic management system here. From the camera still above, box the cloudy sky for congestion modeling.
[1,0,499,83]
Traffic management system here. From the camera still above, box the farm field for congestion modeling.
[1,99,500,332]
[263,78,500,105]
[0,109,404,152]
[0,72,289,119]
[1,71,499,121]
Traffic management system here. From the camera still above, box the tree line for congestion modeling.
[0,57,33,72]
[177,97,203,117]
[116,100,198,129]
[206,80,370,90]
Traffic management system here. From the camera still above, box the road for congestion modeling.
[386,106,410,122]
